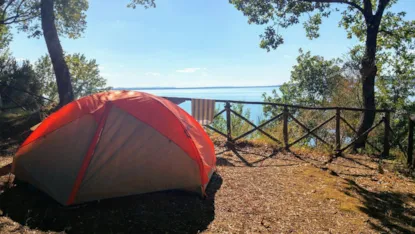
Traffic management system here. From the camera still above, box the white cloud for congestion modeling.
[145,72,161,76]
[176,68,202,73]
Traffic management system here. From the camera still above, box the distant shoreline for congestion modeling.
[113,85,281,90]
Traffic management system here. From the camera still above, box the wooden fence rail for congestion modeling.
[163,97,393,158]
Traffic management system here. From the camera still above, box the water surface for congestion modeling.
[135,86,281,123]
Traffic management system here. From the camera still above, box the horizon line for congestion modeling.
[112,85,281,90]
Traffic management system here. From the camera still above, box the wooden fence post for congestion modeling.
[407,116,414,168]
[225,102,232,144]
[383,111,390,158]
[283,106,289,149]
[335,108,341,156]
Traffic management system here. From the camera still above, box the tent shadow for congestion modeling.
[0,173,223,234]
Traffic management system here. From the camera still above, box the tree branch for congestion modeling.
[0,0,27,24]
[375,0,391,23]
[1,13,39,24]
[3,0,16,15]
[362,0,373,18]
[1,0,16,23]
[379,28,415,39]
[379,29,394,36]
[301,0,365,14]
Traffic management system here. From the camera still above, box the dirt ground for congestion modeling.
[0,140,414,233]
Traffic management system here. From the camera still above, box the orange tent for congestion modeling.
[12,91,216,205]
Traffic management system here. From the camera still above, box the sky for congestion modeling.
[8,0,415,88]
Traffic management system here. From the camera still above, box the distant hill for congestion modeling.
[113,85,281,90]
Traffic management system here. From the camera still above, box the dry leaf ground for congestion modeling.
[0,139,414,233]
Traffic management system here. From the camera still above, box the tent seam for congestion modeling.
[66,102,113,205]
[111,97,206,185]
[79,109,152,187]
[150,97,207,185]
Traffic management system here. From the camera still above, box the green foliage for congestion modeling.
[376,49,415,112]
[261,50,346,149]
[54,0,89,39]
[229,0,415,146]
[230,104,252,138]
[260,44,415,156]
[375,47,415,146]
[0,51,42,110]
[260,49,375,151]
[230,0,414,53]
[34,54,57,102]
[35,53,110,101]
[229,0,332,51]
[128,0,156,9]
[211,103,253,139]
[0,25,11,49]
[340,2,415,51]
[211,107,226,134]
[1,0,88,38]
[263,49,344,118]
[345,43,415,147]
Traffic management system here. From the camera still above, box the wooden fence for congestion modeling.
[165,97,393,158]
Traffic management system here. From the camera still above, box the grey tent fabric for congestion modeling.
[75,106,201,204]
[12,115,97,204]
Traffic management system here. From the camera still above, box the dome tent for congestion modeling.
[12,91,216,205]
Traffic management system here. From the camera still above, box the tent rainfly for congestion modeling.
[12,91,216,205]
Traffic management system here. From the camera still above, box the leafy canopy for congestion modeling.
[35,53,109,102]
[127,0,156,9]
[0,0,88,38]
[229,0,415,52]
[263,49,343,108]
[0,51,41,109]
[0,24,11,49]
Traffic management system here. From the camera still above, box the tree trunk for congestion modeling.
[354,21,379,150]
[41,0,74,107]
[0,93,3,112]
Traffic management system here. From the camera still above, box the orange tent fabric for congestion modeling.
[12,91,216,205]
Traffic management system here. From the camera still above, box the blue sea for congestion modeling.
[135,86,280,123]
